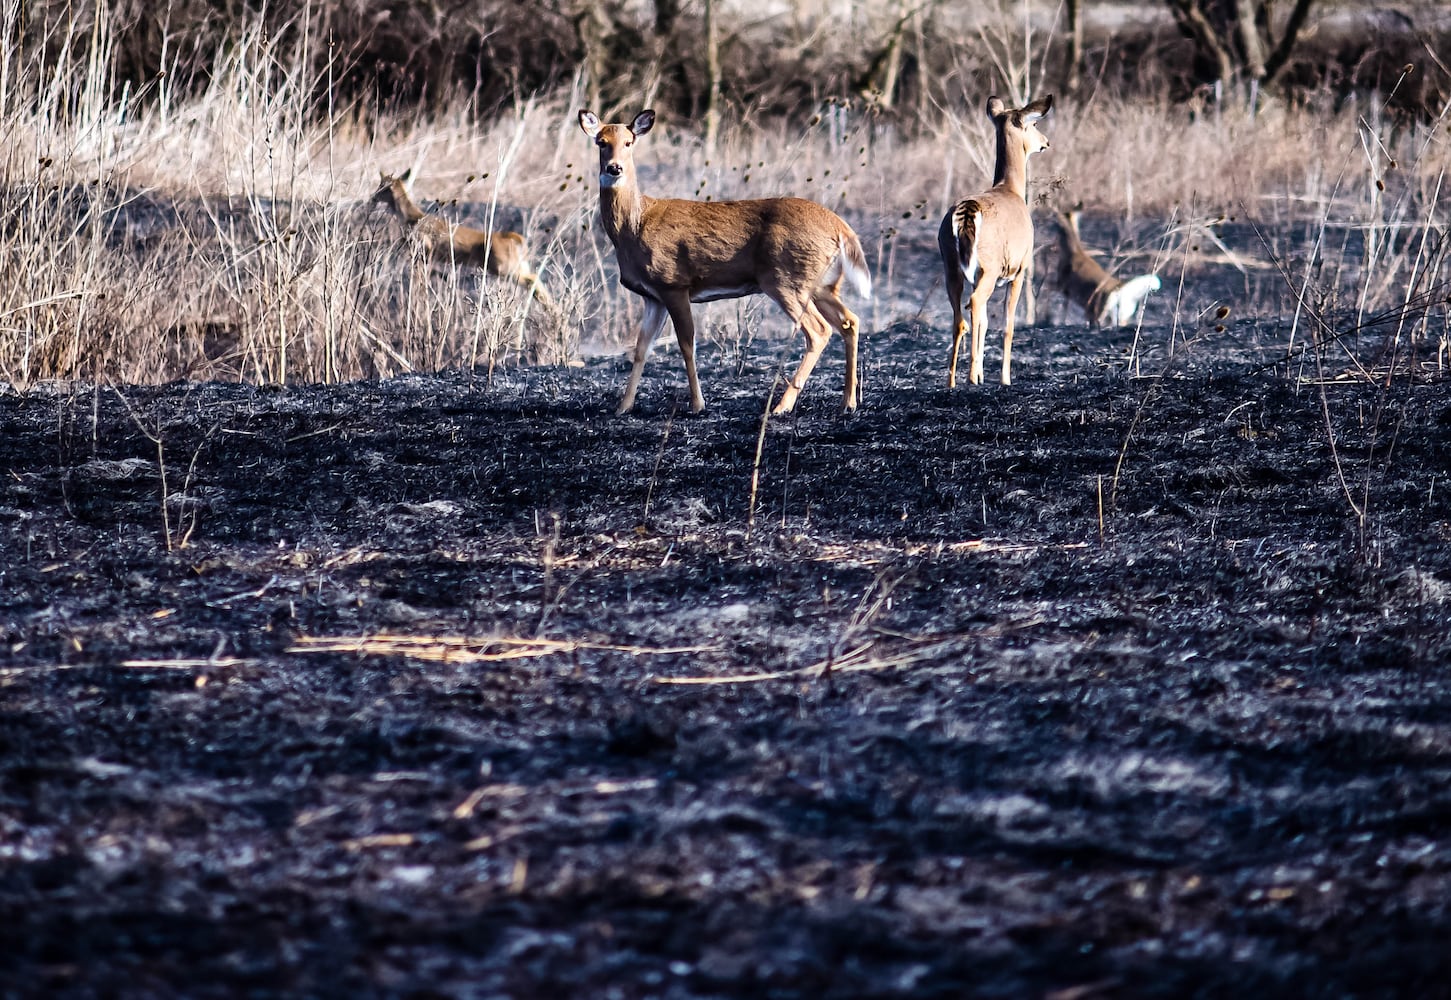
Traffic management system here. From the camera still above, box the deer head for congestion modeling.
[372,168,412,204]
[579,109,656,189]
[984,96,1053,190]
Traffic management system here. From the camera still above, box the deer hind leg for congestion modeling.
[770,293,835,415]
[661,291,706,413]
[1001,274,1024,385]
[1086,286,1107,330]
[499,247,553,309]
[507,259,554,310]
[617,299,670,414]
[526,275,555,309]
[942,245,968,389]
[967,276,994,386]
[811,286,861,410]
[487,233,525,280]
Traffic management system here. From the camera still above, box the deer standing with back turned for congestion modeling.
[579,109,872,415]
[938,95,1053,386]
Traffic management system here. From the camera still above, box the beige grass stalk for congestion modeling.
[0,3,133,387]
[5,3,1451,387]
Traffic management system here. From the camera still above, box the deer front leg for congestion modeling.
[661,292,706,413]
[617,299,669,414]
[1001,275,1024,385]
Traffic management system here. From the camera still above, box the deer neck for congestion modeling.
[390,189,428,224]
[599,170,648,241]
[1059,218,1084,255]
[992,130,1031,200]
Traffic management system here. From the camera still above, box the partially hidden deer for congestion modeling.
[938,95,1053,387]
[371,170,553,308]
[1053,207,1161,328]
[578,109,872,415]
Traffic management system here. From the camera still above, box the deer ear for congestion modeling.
[399,168,412,183]
[986,97,1006,119]
[631,110,657,136]
[579,110,602,138]
[1023,95,1054,120]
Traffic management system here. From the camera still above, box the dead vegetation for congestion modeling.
[0,1,1443,402]
[1,3,1449,387]
[2,9,1450,994]
[2,318,1449,996]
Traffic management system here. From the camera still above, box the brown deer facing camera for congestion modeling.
[370,170,552,307]
[579,109,871,415]
[938,95,1053,387]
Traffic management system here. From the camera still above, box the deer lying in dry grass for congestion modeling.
[579,109,871,415]
[1052,207,1161,328]
[370,170,553,307]
[938,95,1053,386]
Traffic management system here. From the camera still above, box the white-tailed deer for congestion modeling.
[1053,207,1161,328]
[578,109,872,415]
[370,170,553,307]
[937,95,1053,386]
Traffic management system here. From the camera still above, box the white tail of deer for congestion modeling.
[1053,207,1160,328]
[937,95,1053,386]
[371,170,553,308]
[579,109,871,415]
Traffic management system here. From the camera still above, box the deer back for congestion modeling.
[978,193,1038,278]
[620,196,855,300]
[374,174,530,279]
[949,191,1037,283]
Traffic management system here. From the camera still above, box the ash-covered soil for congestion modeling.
[3,308,1451,998]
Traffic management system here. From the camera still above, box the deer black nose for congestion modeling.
[606,163,623,176]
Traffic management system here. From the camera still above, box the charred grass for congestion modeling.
[3,317,1451,996]
[4,3,1451,995]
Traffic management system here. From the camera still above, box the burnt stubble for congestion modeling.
[2,314,1450,998]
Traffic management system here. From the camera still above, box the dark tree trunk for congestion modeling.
[1165,0,1318,95]
[1065,0,1083,92]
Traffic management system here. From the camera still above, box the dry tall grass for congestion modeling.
[1,4,1447,389]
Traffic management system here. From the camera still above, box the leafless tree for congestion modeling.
[1064,0,1083,92]
[1165,0,1318,96]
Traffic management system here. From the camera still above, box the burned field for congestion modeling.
[2,310,1450,997]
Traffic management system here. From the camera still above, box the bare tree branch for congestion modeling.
[1264,0,1318,85]
[1165,0,1320,93]
[1064,0,1083,92]
[1167,0,1236,86]
[1235,0,1267,79]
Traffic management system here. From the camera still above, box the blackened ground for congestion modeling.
[2,313,1450,999]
